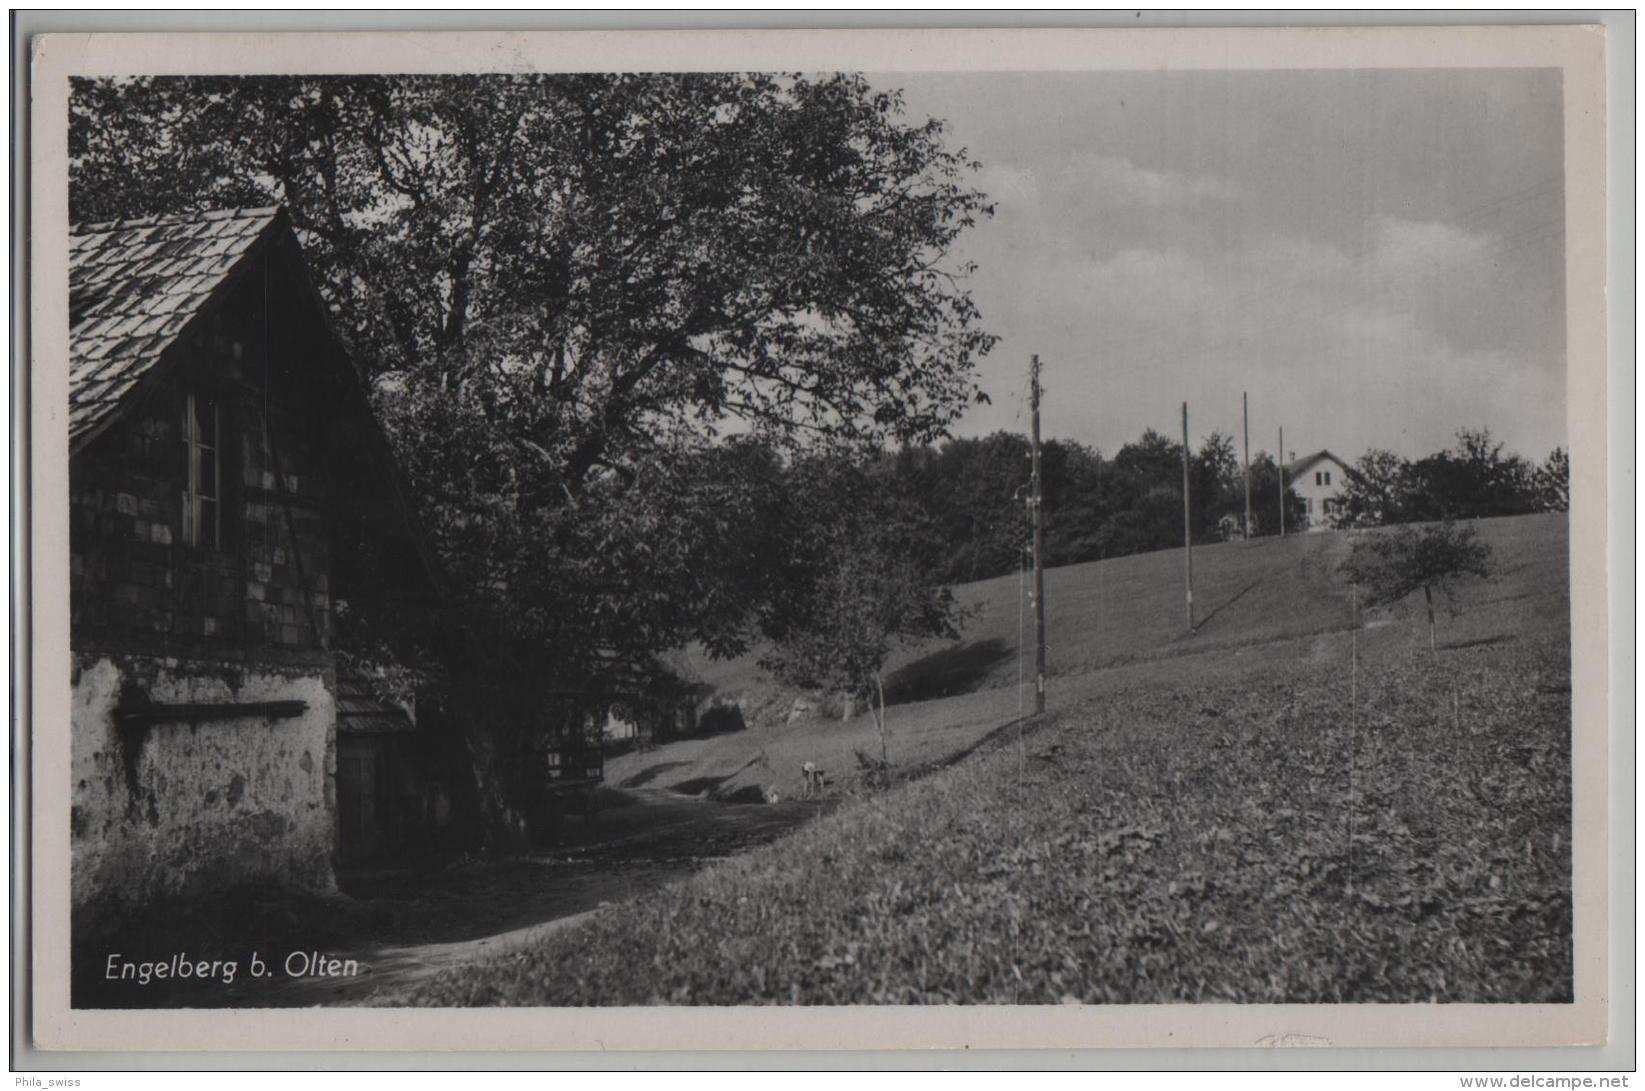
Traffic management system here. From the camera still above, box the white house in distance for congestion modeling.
[1286,449,1353,531]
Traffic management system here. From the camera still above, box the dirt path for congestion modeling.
[79,789,828,1008]
[262,906,608,1006]
[306,789,830,1007]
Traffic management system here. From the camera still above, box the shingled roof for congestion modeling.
[1286,449,1352,477]
[336,667,417,735]
[68,204,447,599]
[69,206,287,446]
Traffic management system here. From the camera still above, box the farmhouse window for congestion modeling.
[181,390,222,549]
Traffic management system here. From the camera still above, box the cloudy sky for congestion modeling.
[886,68,1566,465]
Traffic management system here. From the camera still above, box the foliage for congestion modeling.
[1341,430,1551,528]
[1535,447,1570,513]
[1402,429,1540,522]
[758,456,968,762]
[1247,451,1307,538]
[1038,439,1108,564]
[71,72,996,681]
[867,428,1307,585]
[894,431,1033,584]
[1341,520,1495,653]
[1342,522,1494,610]
[1337,448,1414,529]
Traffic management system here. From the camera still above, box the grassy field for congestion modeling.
[612,515,1565,800]
[398,513,1572,1006]
[611,528,1358,801]
[667,516,1355,706]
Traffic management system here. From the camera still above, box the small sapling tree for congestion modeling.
[761,459,966,774]
[1340,520,1494,653]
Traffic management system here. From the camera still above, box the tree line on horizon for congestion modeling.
[844,425,1569,587]
[1334,430,1568,529]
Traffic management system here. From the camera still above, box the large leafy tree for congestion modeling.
[1404,428,1539,522]
[1097,429,1189,556]
[1244,452,1305,538]
[1338,449,1413,528]
[73,73,994,656]
[1193,430,1239,538]
[1039,438,1106,567]
[73,73,996,836]
[886,431,1110,582]
[911,432,1032,582]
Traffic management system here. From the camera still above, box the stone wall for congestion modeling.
[70,653,338,909]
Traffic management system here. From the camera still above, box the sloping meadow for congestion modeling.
[401,628,1571,1007]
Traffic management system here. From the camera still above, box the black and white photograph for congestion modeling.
[26,24,1613,1053]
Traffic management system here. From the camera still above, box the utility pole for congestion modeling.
[1278,425,1287,538]
[1182,401,1195,632]
[1348,581,1359,895]
[1029,356,1047,714]
[1242,392,1253,541]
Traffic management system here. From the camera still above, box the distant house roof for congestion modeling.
[69,206,288,446]
[1287,449,1351,478]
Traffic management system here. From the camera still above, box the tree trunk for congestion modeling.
[875,671,889,770]
[1424,584,1437,654]
[457,679,530,854]
[436,625,530,854]
[462,719,526,853]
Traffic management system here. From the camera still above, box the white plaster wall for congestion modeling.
[70,654,338,908]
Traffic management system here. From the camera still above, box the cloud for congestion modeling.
[974,162,1041,208]
[1370,216,1495,278]
[1072,153,1233,209]
[979,153,1233,215]
[1074,248,1220,312]
[961,214,1564,460]
[892,68,1566,461]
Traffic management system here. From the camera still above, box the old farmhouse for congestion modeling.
[69,206,452,910]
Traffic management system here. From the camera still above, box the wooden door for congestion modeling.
[336,737,383,864]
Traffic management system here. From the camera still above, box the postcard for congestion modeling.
[26,23,1611,1053]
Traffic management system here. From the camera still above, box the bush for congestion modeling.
[1341,521,1494,652]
